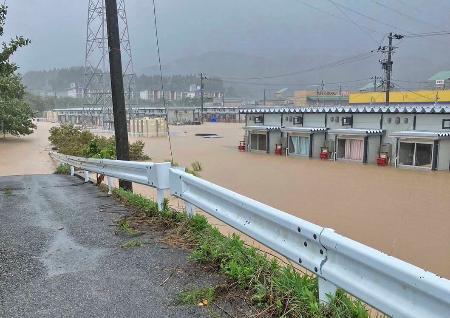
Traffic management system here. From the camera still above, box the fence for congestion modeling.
[50,152,450,318]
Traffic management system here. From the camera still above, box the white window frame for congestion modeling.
[398,140,434,170]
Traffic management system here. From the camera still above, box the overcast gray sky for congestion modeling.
[4,0,450,81]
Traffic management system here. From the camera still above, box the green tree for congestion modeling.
[0,4,34,137]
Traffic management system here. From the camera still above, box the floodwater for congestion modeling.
[0,122,57,176]
[1,121,449,279]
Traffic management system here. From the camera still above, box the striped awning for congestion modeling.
[239,105,450,114]
[328,128,383,136]
[243,125,280,131]
[389,131,450,140]
[280,127,327,133]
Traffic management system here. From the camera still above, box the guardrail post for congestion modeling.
[318,277,338,304]
[107,176,113,195]
[70,166,75,176]
[84,171,90,183]
[185,202,195,217]
[156,189,165,211]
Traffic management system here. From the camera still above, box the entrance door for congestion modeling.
[399,142,433,168]
[250,133,267,151]
[338,138,364,161]
[289,135,309,156]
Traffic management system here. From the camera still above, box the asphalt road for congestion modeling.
[0,174,219,317]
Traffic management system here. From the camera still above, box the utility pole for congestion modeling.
[321,80,325,106]
[263,89,266,106]
[379,32,403,106]
[105,0,132,191]
[385,33,393,105]
[200,72,206,123]
[373,76,378,92]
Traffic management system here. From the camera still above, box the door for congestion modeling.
[289,135,309,156]
[342,139,364,161]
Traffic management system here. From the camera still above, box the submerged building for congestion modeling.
[240,105,450,171]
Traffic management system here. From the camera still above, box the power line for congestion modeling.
[219,50,376,80]
[390,81,436,101]
[295,0,379,35]
[221,77,371,87]
[404,31,450,38]
[327,0,412,34]
[327,0,378,43]
[373,0,437,28]
[151,0,173,162]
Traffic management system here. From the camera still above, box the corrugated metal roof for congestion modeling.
[239,105,450,114]
[428,71,450,81]
[280,127,327,133]
[389,131,450,139]
[328,128,383,136]
[243,125,280,131]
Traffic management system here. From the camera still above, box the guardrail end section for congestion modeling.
[70,166,75,176]
[84,171,90,183]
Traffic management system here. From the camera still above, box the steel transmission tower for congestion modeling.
[83,0,137,128]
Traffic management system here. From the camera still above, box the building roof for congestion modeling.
[276,88,288,94]
[328,128,383,136]
[243,125,280,131]
[389,131,450,140]
[239,105,450,114]
[428,71,450,81]
[307,95,349,102]
[280,127,327,133]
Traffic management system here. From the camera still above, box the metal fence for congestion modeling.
[50,152,450,318]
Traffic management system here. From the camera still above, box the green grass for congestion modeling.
[112,188,369,317]
[121,239,143,248]
[55,163,71,175]
[2,188,12,196]
[179,287,216,306]
[116,219,142,237]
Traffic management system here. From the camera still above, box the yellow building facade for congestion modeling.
[349,90,450,104]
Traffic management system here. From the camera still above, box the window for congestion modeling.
[288,136,309,156]
[250,133,267,151]
[387,117,392,124]
[443,119,450,129]
[399,142,433,168]
[335,116,339,123]
[342,116,352,126]
[293,116,303,125]
[404,118,409,124]
[289,116,293,122]
[395,117,400,124]
[254,116,263,124]
[330,117,334,122]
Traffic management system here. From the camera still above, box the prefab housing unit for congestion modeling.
[240,105,450,171]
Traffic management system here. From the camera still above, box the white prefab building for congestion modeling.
[241,105,450,171]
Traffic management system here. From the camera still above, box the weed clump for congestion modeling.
[55,163,71,175]
[179,287,216,306]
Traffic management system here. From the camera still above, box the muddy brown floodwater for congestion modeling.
[2,121,449,279]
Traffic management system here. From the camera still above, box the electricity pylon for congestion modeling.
[82,0,137,128]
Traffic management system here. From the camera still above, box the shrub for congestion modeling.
[49,124,150,160]
[55,163,71,175]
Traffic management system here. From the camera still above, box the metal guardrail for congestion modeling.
[50,152,450,317]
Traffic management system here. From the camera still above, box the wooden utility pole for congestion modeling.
[105,0,132,191]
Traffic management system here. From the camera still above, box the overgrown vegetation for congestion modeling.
[55,163,71,175]
[165,159,203,177]
[49,124,150,160]
[115,219,142,237]
[111,188,369,318]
